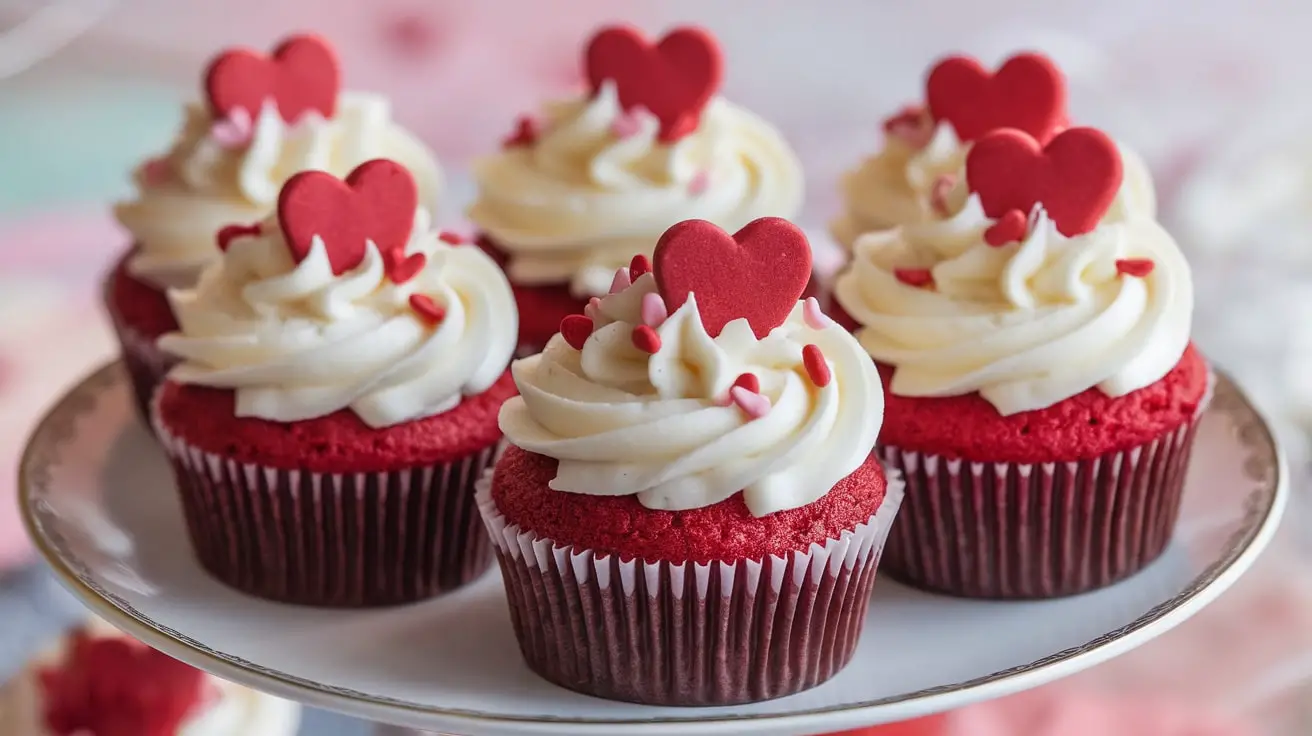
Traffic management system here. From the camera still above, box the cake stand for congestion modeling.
[19,362,1286,735]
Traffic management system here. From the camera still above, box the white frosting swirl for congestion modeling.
[499,273,882,516]
[830,121,1158,249]
[468,82,804,297]
[159,208,517,427]
[0,626,301,736]
[116,92,444,289]
[833,196,1192,416]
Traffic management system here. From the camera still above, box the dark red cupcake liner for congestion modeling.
[880,381,1213,600]
[476,468,904,706]
[105,307,175,423]
[152,402,497,607]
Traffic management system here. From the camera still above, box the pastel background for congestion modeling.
[2,0,1312,733]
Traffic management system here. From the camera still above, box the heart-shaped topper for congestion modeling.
[965,127,1123,238]
[926,52,1067,145]
[654,218,812,339]
[277,159,417,275]
[205,33,341,124]
[585,25,723,143]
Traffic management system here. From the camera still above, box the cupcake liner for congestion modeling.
[152,401,497,607]
[106,311,175,423]
[475,467,905,706]
[881,379,1214,600]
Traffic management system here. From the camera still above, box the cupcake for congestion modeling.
[0,618,300,735]
[482,217,902,705]
[832,125,1209,599]
[152,158,516,607]
[109,33,443,420]
[829,51,1156,251]
[468,24,805,353]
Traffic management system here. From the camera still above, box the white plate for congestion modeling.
[20,363,1287,736]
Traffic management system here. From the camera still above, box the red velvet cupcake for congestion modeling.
[482,217,901,705]
[108,33,442,420]
[466,25,805,353]
[832,126,1209,599]
[152,160,515,607]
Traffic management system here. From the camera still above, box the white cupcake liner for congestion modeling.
[475,463,904,705]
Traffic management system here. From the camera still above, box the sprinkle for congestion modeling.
[732,373,760,394]
[731,386,772,420]
[631,324,661,354]
[438,230,467,245]
[984,209,1029,246]
[215,223,261,252]
[609,108,646,139]
[882,104,933,149]
[640,292,668,327]
[894,267,934,288]
[802,296,832,330]
[688,170,710,196]
[1116,258,1155,277]
[628,253,651,280]
[584,296,603,321]
[803,344,831,387]
[930,173,957,216]
[387,251,427,284]
[608,267,632,294]
[502,115,539,149]
[560,314,594,350]
[210,107,254,149]
[409,294,445,325]
[140,157,172,187]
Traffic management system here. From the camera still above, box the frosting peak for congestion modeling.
[500,271,882,516]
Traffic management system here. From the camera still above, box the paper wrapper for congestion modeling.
[881,383,1213,600]
[152,402,497,607]
[105,305,175,423]
[475,468,905,706]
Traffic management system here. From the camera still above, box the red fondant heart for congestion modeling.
[654,218,812,339]
[205,34,340,123]
[585,25,722,143]
[278,159,417,275]
[966,127,1123,238]
[926,52,1066,144]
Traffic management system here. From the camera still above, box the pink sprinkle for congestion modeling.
[140,157,172,187]
[609,108,646,139]
[930,174,957,216]
[584,296,603,322]
[882,105,934,150]
[210,107,254,149]
[802,297,832,330]
[688,170,710,196]
[438,230,467,245]
[608,267,632,294]
[640,292,668,327]
[731,386,771,420]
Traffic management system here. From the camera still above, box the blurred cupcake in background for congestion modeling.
[153,159,515,607]
[829,51,1156,251]
[468,24,805,353]
[833,125,1207,599]
[0,617,300,735]
[109,33,443,420]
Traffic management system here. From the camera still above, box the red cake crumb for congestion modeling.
[105,248,179,338]
[156,372,517,473]
[491,444,887,564]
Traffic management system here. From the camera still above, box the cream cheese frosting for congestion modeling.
[830,121,1158,250]
[0,623,300,736]
[159,207,517,428]
[468,82,804,297]
[833,195,1192,416]
[116,92,443,290]
[499,272,883,516]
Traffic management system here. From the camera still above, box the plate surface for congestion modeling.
[20,363,1286,735]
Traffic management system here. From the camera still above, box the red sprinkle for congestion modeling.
[409,294,445,325]
[502,115,539,149]
[882,104,928,133]
[628,253,651,280]
[803,344,831,387]
[631,324,661,354]
[438,230,466,245]
[1116,258,1155,277]
[894,268,934,288]
[386,250,427,284]
[560,314,594,350]
[983,209,1029,246]
[731,372,760,394]
[215,223,261,252]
